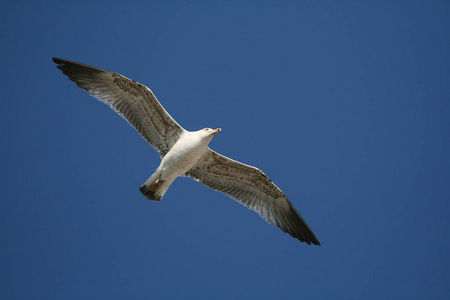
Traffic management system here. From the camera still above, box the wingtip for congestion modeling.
[310,239,321,246]
[52,57,110,74]
[285,203,321,246]
[52,57,64,64]
[305,231,321,246]
[299,236,321,246]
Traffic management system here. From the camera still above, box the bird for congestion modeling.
[53,57,320,245]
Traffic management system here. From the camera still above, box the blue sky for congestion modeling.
[1,1,449,299]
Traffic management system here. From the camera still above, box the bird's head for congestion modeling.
[198,128,221,143]
[203,128,221,135]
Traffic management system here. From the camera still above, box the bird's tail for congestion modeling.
[139,176,174,202]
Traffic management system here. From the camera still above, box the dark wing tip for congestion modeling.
[52,57,110,92]
[52,57,108,74]
[286,204,321,246]
[52,57,65,64]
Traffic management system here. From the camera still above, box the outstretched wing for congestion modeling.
[186,149,320,245]
[53,58,185,157]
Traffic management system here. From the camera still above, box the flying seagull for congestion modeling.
[53,57,320,245]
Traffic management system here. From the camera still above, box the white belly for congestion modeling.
[159,133,208,179]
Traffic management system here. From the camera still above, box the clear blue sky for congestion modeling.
[1,1,449,299]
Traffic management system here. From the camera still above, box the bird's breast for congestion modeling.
[160,136,208,178]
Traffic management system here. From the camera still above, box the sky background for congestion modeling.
[1,1,450,299]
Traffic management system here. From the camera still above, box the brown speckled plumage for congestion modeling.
[53,57,320,245]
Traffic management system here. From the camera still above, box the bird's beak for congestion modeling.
[212,128,221,135]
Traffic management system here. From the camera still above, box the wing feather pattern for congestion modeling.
[186,149,320,245]
[54,58,320,245]
[53,57,185,157]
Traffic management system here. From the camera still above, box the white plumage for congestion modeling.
[53,58,320,245]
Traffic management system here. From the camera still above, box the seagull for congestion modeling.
[53,57,320,245]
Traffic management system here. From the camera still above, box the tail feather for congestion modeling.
[140,179,165,201]
[140,177,175,201]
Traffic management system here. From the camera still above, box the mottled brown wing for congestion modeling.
[186,149,320,245]
[53,58,185,157]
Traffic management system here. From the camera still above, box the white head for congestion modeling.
[197,127,221,143]
[203,128,221,135]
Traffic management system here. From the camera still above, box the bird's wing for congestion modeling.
[53,58,185,157]
[186,149,320,245]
